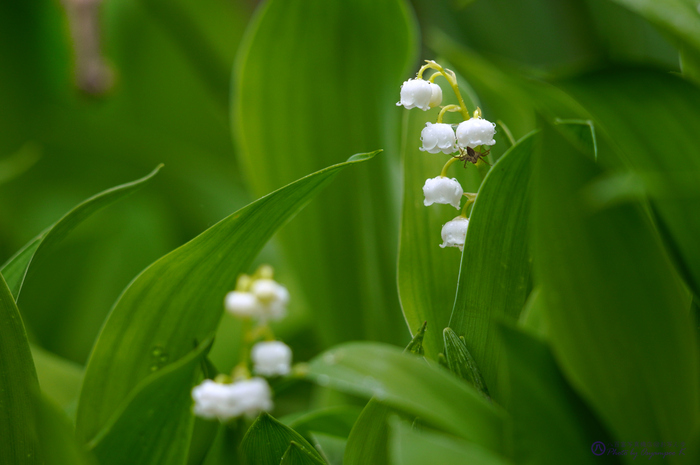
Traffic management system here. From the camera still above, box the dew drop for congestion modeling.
[152,346,163,357]
[150,365,159,372]
[323,352,336,364]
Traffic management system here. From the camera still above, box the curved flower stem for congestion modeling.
[437,105,462,124]
[460,197,475,218]
[417,61,470,121]
[440,157,460,177]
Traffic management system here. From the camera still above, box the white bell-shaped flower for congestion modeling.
[456,118,496,148]
[440,216,469,251]
[397,79,434,111]
[192,378,273,421]
[190,378,272,421]
[429,82,443,109]
[224,291,263,319]
[423,177,464,210]
[420,123,456,154]
[251,279,290,321]
[252,341,292,377]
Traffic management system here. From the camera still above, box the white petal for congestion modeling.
[252,341,292,377]
[440,216,469,250]
[456,118,497,148]
[423,177,464,210]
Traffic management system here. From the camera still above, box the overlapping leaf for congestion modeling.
[448,132,536,399]
[306,342,503,452]
[533,121,700,454]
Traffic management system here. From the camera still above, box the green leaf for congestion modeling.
[234,0,416,346]
[280,442,325,465]
[306,342,503,451]
[559,69,700,304]
[397,103,481,360]
[76,153,378,442]
[343,322,427,465]
[343,400,393,465]
[87,338,212,465]
[533,121,700,450]
[0,272,40,464]
[390,419,510,465]
[32,345,83,414]
[605,0,700,56]
[1,166,161,300]
[448,132,536,399]
[34,395,96,465]
[309,433,345,465]
[241,413,324,465]
[442,328,489,398]
[287,406,362,439]
[498,323,613,465]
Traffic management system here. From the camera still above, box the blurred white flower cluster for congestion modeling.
[398,60,499,251]
[191,266,294,422]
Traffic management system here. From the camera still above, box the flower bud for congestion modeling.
[191,378,273,421]
[440,216,469,251]
[456,118,496,148]
[397,79,433,110]
[224,291,262,319]
[420,123,456,154]
[252,341,292,377]
[423,177,464,210]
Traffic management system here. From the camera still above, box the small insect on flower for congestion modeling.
[455,146,491,168]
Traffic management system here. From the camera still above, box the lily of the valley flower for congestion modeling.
[191,378,273,421]
[397,79,442,111]
[251,341,292,377]
[423,177,464,209]
[420,123,456,154]
[440,216,469,251]
[456,118,496,148]
[224,277,289,322]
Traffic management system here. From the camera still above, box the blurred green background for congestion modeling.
[0,0,682,381]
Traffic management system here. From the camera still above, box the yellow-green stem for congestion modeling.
[437,104,462,123]
[440,157,459,177]
[417,61,470,120]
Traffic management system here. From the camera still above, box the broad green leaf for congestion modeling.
[397,98,481,360]
[76,152,378,442]
[343,321,427,464]
[306,342,503,451]
[559,69,700,304]
[533,121,700,454]
[287,406,362,439]
[344,400,393,465]
[605,0,700,56]
[498,323,614,465]
[390,419,510,465]
[88,339,212,465]
[0,272,40,464]
[309,433,345,465]
[448,132,536,399]
[279,442,325,465]
[518,288,548,339]
[234,0,416,346]
[240,413,324,465]
[32,345,83,413]
[1,166,161,300]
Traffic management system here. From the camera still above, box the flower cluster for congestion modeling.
[398,60,499,251]
[191,266,294,422]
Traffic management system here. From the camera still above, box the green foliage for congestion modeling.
[234,0,416,346]
[0,273,40,464]
[240,413,324,465]
[306,342,504,451]
[1,166,161,300]
[76,152,378,442]
[449,132,536,399]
